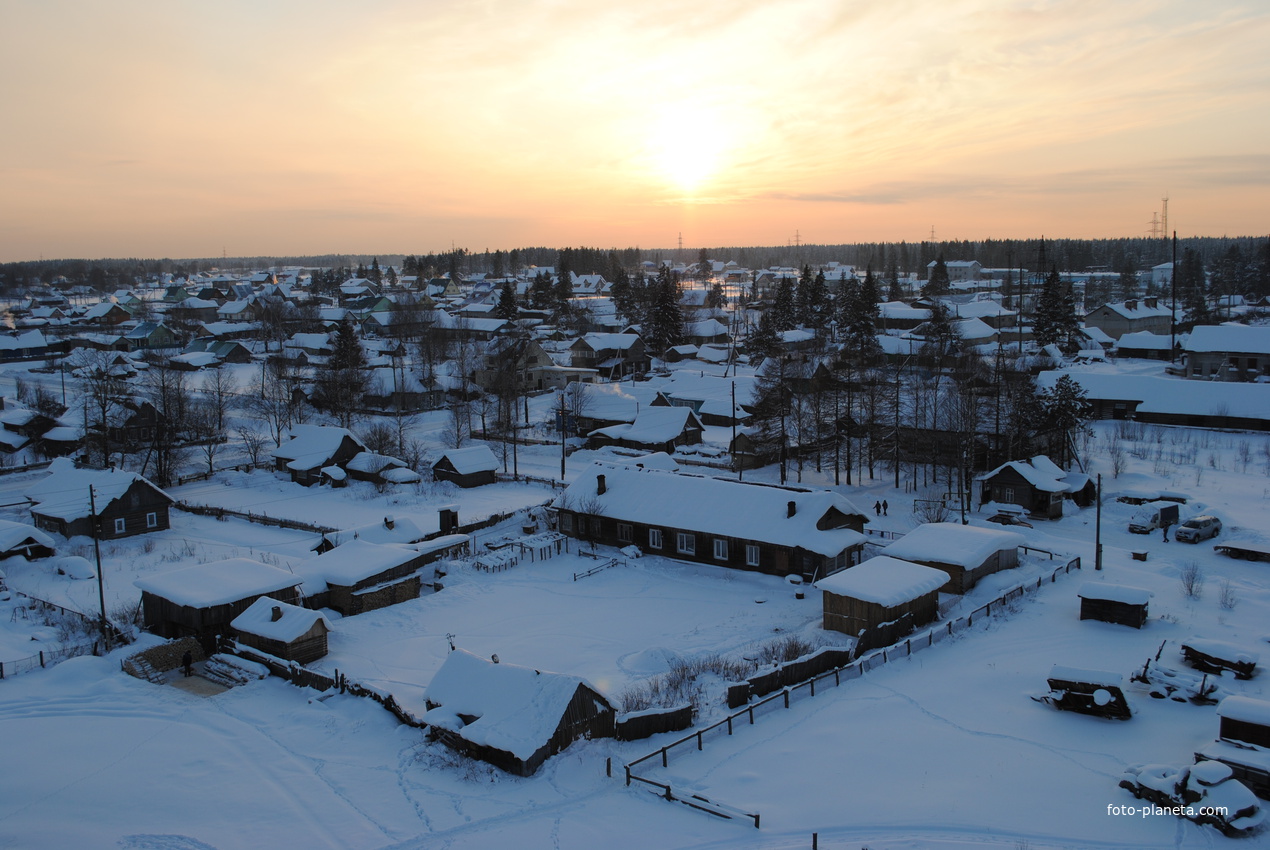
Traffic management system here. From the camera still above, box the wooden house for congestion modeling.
[270,425,367,486]
[1184,325,1270,382]
[423,649,615,776]
[1196,697,1270,799]
[816,556,948,651]
[569,333,649,380]
[552,462,869,581]
[134,558,303,653]
[586,406,704,454]
[1077,582,1150,629]
[230,598,332,664]
[432,445,498,488]
[294,539,436,616]
[975,456,1090,519]
[314,515,429,553]
[1083,298,1171,341]
[26,462,173,540]
[882,523,1023,594]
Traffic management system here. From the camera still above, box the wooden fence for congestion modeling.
[622,554,1082,825]
[173,501,336,534]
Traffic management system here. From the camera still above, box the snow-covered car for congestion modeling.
[1119,760,1265,835]
[1174,515,1221,543]
[986,512,1032,528]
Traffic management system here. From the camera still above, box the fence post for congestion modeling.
[748,706,754,725]
[661,747,667,768]
[606,757,611,778]
[697,731,702,751]
[625,765,631,787]
[1,661,4,679]
[783,689,789,709]
[810,678,815,697]
[39,651,44,668]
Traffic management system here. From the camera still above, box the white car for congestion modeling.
[1174,515,1221,543]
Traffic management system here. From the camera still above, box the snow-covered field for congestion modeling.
[2,364,1270,846]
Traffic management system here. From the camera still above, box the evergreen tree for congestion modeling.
[746,310,780,360]
[644,265,684,354]
[1033,267,1080,352]
[839,268,882,365]
[555,252,573,308]
[797,268,829,327]
[1036,374,1091,467]
[1115,255,1139,302]
[705,281,727,311]
[771,276,796,331]
[369,258,383,286]
[920,301,961,361]
[1177,248,1213,326]
[924,254,951,295]
[610,266,636,323]
[529,272,554,309]
[316,318,369,427]
[494,280,518,320]
[886,264,903,302]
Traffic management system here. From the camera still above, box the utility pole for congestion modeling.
[88,487,110,651]
[731,381,741,481]
[1095,473,1103,571]
[1169,232,1177,361]
[558,391,567,482]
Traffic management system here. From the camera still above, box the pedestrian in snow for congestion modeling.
[874,501,882,516]
[182,649,193,677]
[882,500,888,516]
[1162,522,1170,542]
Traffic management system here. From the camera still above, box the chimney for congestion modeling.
[271,606,283,622]
[384,515,395,530]
[439,506,458,536]
[1144,296,1157,309]
[787,500,797,518]
[597,474,607,495]
[1124,299,1137,311]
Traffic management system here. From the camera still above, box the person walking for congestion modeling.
[182,649,193,677]
[1162,521,1170,542]
[882,500,888,516]
[874,501,882,516]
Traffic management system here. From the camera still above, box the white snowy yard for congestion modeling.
[1,416,1269,848]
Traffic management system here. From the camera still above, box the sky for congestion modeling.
[2,0,1268,261]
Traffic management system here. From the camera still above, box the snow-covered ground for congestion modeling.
[2,356,1270,846]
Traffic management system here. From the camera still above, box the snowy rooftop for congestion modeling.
[0,520,55,553]
[133,558,300,608]
[1048,665,1123,688]
[230,597,331,643]
[271,425,365,469]
[554,463,868,558]
[589,406,700,444]
[1037,371,1270,420]
[296,539,423,590]
[25,460,171,522]
[1217,695,1270,727]
[321,516,429,549]
[815,556,949,606]
[1076,582,1151,606]
[883,522,1024,568]
[1185,324,1270,355]
[435,444,497,475]
[423,649,605,760]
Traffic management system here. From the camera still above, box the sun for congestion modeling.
[647,116,728,196]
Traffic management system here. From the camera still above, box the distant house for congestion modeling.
[293,539,438,616]
[81,301,132,326]
[569,333,649,380]
[882,522,1023,594]
[230,598,332,664]
[1184,325,1270,382]
[345,451,421,485]
[432,445,498,488]
[816,555,948,651]
[586,406,704,454]
[135,558,303,652]
[314,515,429,553]
[926,259,982,282]
[975,456,1094,518]
[27,462,173,540]
[1115,331,1174,360]
[423,649,615,776]
[552,462,869,581]
[271,425,368,486]
[1083,298,1171,341]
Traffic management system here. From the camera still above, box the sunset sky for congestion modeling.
[2,0,1267,261]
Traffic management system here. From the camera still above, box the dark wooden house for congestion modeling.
[816,555,948,651]
[134,558,303,653]
[26,463,173,540]
[422,649,615,776]
[1077,582,1150,629]
[975,459,1070,519]
[883,523,1023,594]
[270,425,368,486]
[295,539,439,616]
[586,406,704,454]
[552,462,869,581]
[230,597,331,664]
[0,520,56,560]
[432,445,498,488]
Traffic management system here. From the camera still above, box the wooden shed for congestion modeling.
[882,523,1023,594]
[816,556,948,651]
[1196,697,1270,800]
[294,539,437,616]
[423,649,615,776]
[1077,582,1150,629]
[134,558,302,653]
[230,598,332,664]
[432,445,498,488]
[0,520,56,560]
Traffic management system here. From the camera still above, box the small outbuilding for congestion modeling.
[816,556,948,652]
[1077,582,1151,629]
[882,523,1023,594]
[134,558,303,653]
[0,520,56,560]
[230,598,332,664]
[432,445,498,488]
[271,425,367,486]
[423,649,615,776]
[295,539,436,616]
[1196,697,1270,799]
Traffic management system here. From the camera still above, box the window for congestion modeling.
[713,539,728,560]
[746,544,761,567]
[145,512,158,529]
[560,513,573,533]
[617,523,632,543]
[648,528,662,549]
[113,518,126,534]
[677,532,695,555]
[1002,487,1015,504]
[576,517,586,535]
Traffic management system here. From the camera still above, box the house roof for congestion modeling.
[554,463,868,558]
[295,539,422,591]
[883,523,1024,569]
[26,460,172,522]
[1115,331,1172,350]
[271,425,366,469]
[1036,371,1270,421]
[815,556,949,606]
[230,597,331,643]
[423,649,607,761]
[134,558,300,608]
[1185,324,1270,355]
[589,406,702,445]
[1076,582,1151,606]
[434,445,498,475]
[321,517,429,549]
[0,520,55,553]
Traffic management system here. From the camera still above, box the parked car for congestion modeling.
[1174,515,1221,543]
[1119,760,1264,835]
[986,512,1032,528]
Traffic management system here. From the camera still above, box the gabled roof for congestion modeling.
[320,516,429,549]
[26,459,172,522]
[271,425,366,470]
[0,519,55,553]
[554,463,868,557]
[434,444,498,475]
[423,649,608,760]
[295,539,422,591]
[589,406,702,445]
[134,558,300,608]
[816,556,949,605]
[883,523,1024,568]
[1185,324,1270,355]
[230,597,331,643]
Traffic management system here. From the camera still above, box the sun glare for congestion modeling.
[647,116,728,196]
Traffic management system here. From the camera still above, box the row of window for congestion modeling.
[562,513,760,566]
[112,512,160,534]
